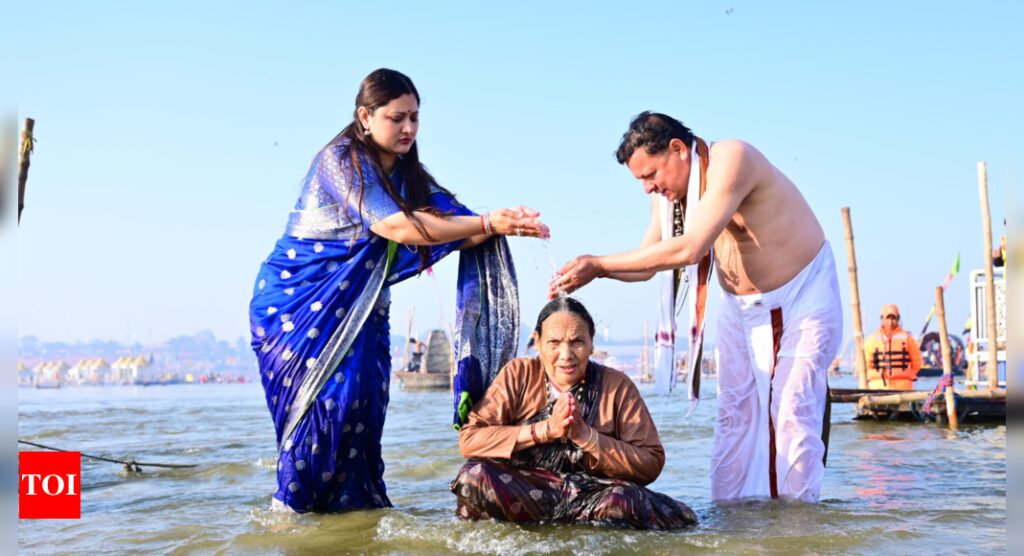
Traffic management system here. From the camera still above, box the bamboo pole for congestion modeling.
[977,162,1001,390]
[18,118,35,224]
[643,320,651,382]
[935,286,959,429]
[841,208,868,389]
[859,391,932,405]
[400,306,415,372]
[841,387,1003,405]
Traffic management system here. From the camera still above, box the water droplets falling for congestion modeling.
[542,239,567,299]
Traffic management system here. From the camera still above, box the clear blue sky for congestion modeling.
[12,1,1018,349]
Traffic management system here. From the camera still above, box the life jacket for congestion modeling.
[865,327,920,390]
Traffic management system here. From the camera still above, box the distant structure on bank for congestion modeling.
[18,354,211,387]
[17,330,258,387]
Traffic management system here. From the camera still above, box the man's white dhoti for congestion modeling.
[710,241,842,502]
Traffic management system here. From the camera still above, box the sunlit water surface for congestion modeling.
[18,374,1005,555]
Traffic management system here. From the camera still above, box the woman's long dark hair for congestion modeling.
[332,68,455,268]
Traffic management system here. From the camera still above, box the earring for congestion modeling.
[363,124,371,136]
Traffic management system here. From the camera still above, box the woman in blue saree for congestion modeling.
[249,68,549,513]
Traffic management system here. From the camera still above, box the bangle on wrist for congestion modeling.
[479,215,487,235]
[571,425,588,447]
[579,426,599,452]
[482,213,494,236]
[530,422,542,445]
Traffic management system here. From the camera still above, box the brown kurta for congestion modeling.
[458,357,665,486]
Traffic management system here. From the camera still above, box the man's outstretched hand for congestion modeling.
[548,255,605,299]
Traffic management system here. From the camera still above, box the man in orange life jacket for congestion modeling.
[865,304,922,390]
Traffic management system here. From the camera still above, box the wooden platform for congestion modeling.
[830,387,1005,423]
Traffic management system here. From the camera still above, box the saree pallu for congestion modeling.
[451,237,520,428]
[251,189,517,513]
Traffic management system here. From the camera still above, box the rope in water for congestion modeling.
[18,439,198,473]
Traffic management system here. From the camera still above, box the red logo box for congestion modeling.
[19,451,81,519]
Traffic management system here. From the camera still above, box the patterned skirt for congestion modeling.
[451,458,697,530]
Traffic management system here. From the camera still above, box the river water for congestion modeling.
[18,374,1005,555]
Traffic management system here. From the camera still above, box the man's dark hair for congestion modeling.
[615,111,695,164]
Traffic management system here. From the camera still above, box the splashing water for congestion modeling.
[542,239,568,299]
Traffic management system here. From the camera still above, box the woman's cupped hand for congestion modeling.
[489,206,550,239]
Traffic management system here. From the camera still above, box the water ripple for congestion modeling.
[18,379,1005,554]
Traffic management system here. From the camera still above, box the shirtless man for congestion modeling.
[552,112,842,502]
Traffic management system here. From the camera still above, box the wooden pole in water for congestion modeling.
[934,286,959,429]
[400,306,415,373]
[977,162,1001,390]
[643,320,651,382]
[18,118,35,224]
[841,208,868,389]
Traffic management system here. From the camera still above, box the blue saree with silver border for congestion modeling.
[249,137,517,513]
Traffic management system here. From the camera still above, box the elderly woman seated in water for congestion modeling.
[451,297,696,529]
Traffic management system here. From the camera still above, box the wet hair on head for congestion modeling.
[615,111,695,164]
[533,297,596,339]
[333,68,456,269]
